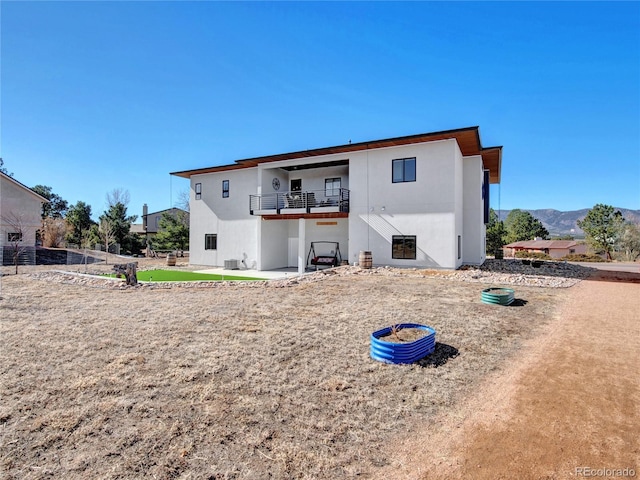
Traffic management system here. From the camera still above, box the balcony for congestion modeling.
[250,188,350,217]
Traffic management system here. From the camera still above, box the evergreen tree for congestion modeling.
[99,202,140,254]
[153,211,190,252]
[66,201,96,246]
[31,185,68,219]
[577,204,624,260]
[504,209,549,244]
[486,208,506,256]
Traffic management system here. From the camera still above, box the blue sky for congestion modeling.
[1,1,638,221]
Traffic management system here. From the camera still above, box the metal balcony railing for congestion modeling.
[250,188,349,215]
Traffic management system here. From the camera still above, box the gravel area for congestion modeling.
[25,259,595,290]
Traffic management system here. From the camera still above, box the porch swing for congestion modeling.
[306,241,342,270]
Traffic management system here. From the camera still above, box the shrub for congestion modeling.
[561,253,607,262]
[514,251,551,260]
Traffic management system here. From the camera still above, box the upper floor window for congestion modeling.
[222,180,229,198]
[8,232,23,242]
[195,183,202,200]
[392,157,416,183]
[325,178,341,196]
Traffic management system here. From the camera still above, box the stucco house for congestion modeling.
[503,239,587,259]
[171,126,502,272]
[1,171,49,265]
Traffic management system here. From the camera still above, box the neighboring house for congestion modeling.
[130,205,190,244]
[1,171,49,265]
[503,240,587,259]
[171,126,502,272]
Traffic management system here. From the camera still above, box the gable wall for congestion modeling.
[0,175,43,247]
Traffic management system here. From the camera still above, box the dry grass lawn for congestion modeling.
[0,263,567,479]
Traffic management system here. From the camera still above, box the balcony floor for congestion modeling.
[260,212,348,220]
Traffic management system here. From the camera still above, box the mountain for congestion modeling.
[496,208,640,237]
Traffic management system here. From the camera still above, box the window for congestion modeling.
[222,180,229,198]
[8,232,23,242]
[195,183,202,200]
[392,235,416,259]
[205,234,217,250]
[392,157,416,183]
[325,178,341,196]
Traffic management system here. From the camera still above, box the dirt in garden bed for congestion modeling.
[379,327,431,343]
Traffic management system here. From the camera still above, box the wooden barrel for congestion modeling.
[359,251,372,269]
[166,252,177,266]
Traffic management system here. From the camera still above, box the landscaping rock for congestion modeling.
[26,259,594,290]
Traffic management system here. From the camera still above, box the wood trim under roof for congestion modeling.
[171,126,503,183]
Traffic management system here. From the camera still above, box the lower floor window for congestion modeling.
[8,232,23,242]
[205,234,217,250]
[392,235,416,259]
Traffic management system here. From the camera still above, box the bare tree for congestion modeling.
[617,223,640,261]
[42,218,69,248]
[2,212,28,274]
[175,189,190,212]
[106,188,131,208]
[98,218,116,265]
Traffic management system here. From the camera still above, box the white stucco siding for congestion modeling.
[462,156,486,265]
[189,169,259,266]
[259,219,289,270]
[352,212,455,267]
[348,139,459,268]
[0,174,44,247]
[454,144,464,268]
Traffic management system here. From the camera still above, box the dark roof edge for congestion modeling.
[171,126,503,178]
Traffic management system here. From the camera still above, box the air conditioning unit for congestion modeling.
[224,259,238,270]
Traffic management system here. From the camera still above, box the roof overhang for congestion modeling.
[171,126,503,183]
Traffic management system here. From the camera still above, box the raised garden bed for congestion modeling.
[481,287,515,306]
[370,323,436,364]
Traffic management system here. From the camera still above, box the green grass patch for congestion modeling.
[106,269,265,282]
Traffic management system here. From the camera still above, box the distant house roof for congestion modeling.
[504,240,579,250]
[131,207,189,234]
[145,207,188,217]
[170,126,503,184]
[130,224,146,235]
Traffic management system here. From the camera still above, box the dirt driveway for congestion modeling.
[384,270,639,479]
